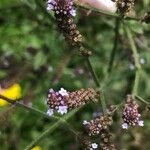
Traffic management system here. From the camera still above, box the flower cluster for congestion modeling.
[122,95,144,129]
[47,0,76,16]
[112,0,135,15]
[83,115,113,136]
[82,137,98,150]
[82,106,117,150]
[83,106,116,136]
[100,130,117,150]
[46,88,99,116]
[47,0,83,46]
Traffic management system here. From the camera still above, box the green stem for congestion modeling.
[84,57,107,113]
[99,91,107,113]
[0,95,80,143]
[125,25,142,95]
[24,108,80,150]
[135,95,150,105]
[0,1,140,21]
[108,17,121,73]
[24,120,62,150]
[74,1,140,21]
[0,95,59,121]
[132,69,141,95]
[85,57,100,87]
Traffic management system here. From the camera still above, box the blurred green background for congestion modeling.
[0,0,149,149]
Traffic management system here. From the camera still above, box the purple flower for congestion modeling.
[138,120,144,126]
[47,108,54,116]
[57,105,68,115]
[122,123,128,129]
[69,9,76,16]
[49,88,54,93]
[47,0,76,17]
[91,143,98,149]
[83,120,89,125]
[58,88,69,97]
[122,95,144,129]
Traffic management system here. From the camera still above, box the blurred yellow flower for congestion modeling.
[0,83,22,106]
[31,146,42,150]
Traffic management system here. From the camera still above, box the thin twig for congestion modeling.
[24,120,62,150]
[135,95,150,105]
[125,25,142,95]
[74,1,140,21]
[0,0,140,22]
[0,95,80,145]
[108,17,121,73]
[24,108,80,150]
[0,95,59,121]
[85,57,100,87]
[84,56,107,113]
[99,90,107,113]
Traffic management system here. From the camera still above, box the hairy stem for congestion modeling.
[24,108,80,150]
[74,0,140,21]
[84,57,107,113]
[24,120,62,150]
[99,90,107,113]
[0,95,59,120]
[125,26,142,95]
[85,57,100,87]
[135,95,150,105]
[0,95,80,145]
[108,17,121,73]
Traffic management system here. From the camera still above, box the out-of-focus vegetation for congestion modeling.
[0,0,149,149]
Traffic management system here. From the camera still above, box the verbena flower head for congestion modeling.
[47,0,76,16]
[100,130,117,150]
[122,95,144,129]
[47,88,98,116]
[47,88,69,115]
[83,106,115,136]
[46,0,82,46]
[113,0,135,15]
[83,114,113,136]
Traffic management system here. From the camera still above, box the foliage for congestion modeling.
[0,0,149,149]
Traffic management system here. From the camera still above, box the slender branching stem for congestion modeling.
[24,108,80,150]
[0,95,60,120]
[99,90,107,113]
[84,57,107,113]
[74,1,140,21]
[85,57,100,87]
[135,95,150,105]
[125,25,142,95]
[24,119,62,150]
[108,17,121,73]
[0,1,141,21]
[0,95,80,147]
